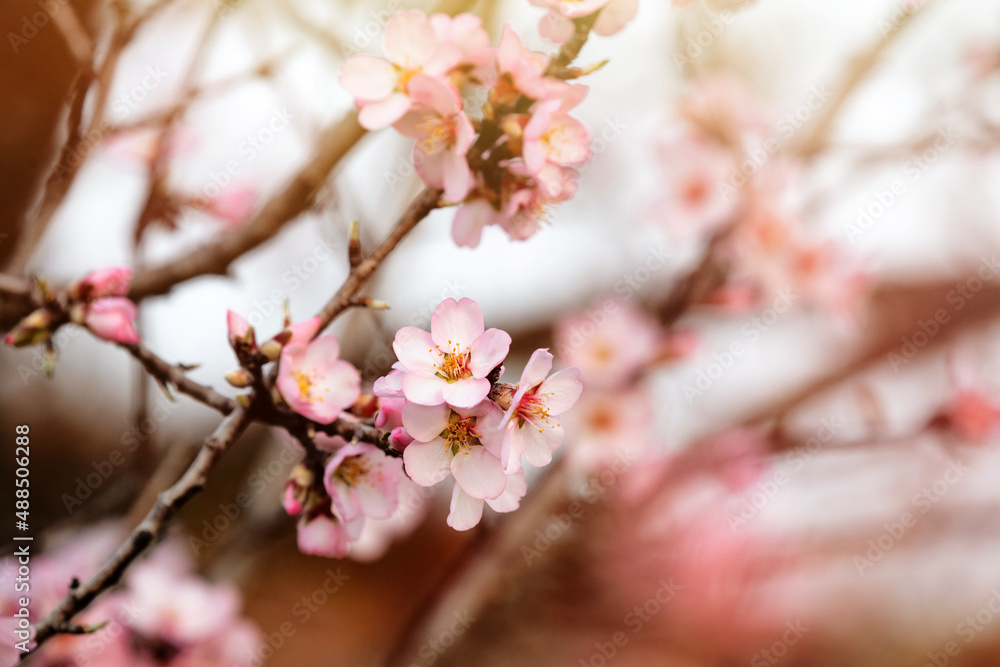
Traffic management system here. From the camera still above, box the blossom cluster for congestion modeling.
[0,525,260,667]
[4,266,139,349]
[647,75,869,326]
[374,297,583,530]
[339,8,633,247]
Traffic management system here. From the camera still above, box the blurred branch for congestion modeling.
[29,406,254,653]
[128,112,368,299]
[793,0,935,159]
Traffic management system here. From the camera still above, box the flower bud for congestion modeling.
[4,308,55,347]
[225,369,254,388]
[260,339,283,361]
[68,267,132,300]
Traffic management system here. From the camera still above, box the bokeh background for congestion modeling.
[4,0,1000,664]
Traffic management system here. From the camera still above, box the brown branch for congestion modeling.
[314,188,442,332]
[28,406,253,652]
[793,0,935,159]
[129,112,367,299]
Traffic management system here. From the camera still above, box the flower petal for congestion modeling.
[537,367,583,414]
[403,439,453,486]
[431,297,484,349]
[402,402,451,441]
[486,470,526,513]
[451,446,506,499]
[339,56,397,101]
[521,422,564,468]
[469,328,512,377]
[442,377,491,409]
[447,485,484,531]
[402,372,449,406]
[358,93,412,130]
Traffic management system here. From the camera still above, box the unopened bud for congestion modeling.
[225,368,254,388]
[489,382,517,411]
[4,309,55,347]
[260,339,283,361]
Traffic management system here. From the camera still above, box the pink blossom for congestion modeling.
[554,300,660,389]
[226,310,252,348]
[492,26,561,101]
[532,0,637,43]
[69,266,132,300]
[281,316,323,346]
[678,74,766,146]
[324,441,404,521]
[392,298,511,408]
[296,513,362,559]
[277,334,361,424]
[522,94,592,174]
[402,400,507,503]
[393,74,475,202]
[940,353,1000,444]
[500,348,583,473]
[565,385,654,472]
[648,133,737,236]
[449,468,527,530]
[429,13,494,83]
[72,298,140,344]
[206,185,257,227]
[452,163,578,247]
[339,10,461,129]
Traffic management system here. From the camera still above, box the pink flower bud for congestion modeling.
[206,186,257,227]
[69,266,132,300]
[77,298,140,344]
[226,310,254,348]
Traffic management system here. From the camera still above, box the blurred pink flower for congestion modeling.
[500,348,583,473]
[72,297,140,344]
[392,298,511,408]
[68,266,132,300]
[277,334,361,424]
[449,467,527,531]
[296,513,362,559]
[531,0,638,43]
[554,299,660,389]
[522,94,592,174]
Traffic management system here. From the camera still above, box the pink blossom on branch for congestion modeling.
[392,297,511,408]
[521,91,592,174]
[500,348,583,473]
[277,334,361,424]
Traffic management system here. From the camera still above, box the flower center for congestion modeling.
[444,415,482,455]
[415,114,455,155]
[396,65,422,91]
[517,388,559,434]
[335,456,370,486]
[435,344,473,382]
[292,369,323,403]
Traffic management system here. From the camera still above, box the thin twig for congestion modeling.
[28,407,253,651]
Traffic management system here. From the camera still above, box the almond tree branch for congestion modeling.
[27,405,254,653]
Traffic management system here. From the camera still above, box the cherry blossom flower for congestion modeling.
[402,400,507,503]
[277,334,361,423]
[324,440,405,521]
[565,385,654,472]
[648,133,737,236]
[522,93,592,174]
[68,266,132,300]
[491,26,562,103]
[499,348,583,473]
[429,12,494,83]
[531,0,638,44]
[71,297,140,344]
[339,10,461,129]
[393,74,475,202]
[392,298,511,408]
[554,300,660,389]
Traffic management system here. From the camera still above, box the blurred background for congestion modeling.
[4,0,1000,664]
